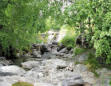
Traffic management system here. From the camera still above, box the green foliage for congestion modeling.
[84,52,100,77]
[46,17,61,30]
[36,32,48,44]
[63,0,111,64]
[61,35,75,48]
[110,79,111,86]
[0,0,62,57]
[61,26,77,48]
[74,47,87,56]
[12,81,33,86]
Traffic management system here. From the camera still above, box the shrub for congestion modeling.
[12,81,33,86]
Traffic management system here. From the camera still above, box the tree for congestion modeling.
[63,0,111,64]
[0,0,62,58]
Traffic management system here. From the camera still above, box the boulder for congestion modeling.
[52,41,58,45]
[21,61,40,69]
[23,53,33,58]
[0,65,26,76]
[61,77,84,86]
[0,82,11,86]
[35,83,54,86]
[74,64,88,72]
[40,45,49,54]
[74,53,88,63]
[0,57,12,66]
[42,59,67,70]
[57,44,65,52]
[42,52,56,59]
[59,48,68,53]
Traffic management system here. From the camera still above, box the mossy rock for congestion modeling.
[12,81,33,86]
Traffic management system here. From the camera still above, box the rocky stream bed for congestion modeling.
[0,31,111,86]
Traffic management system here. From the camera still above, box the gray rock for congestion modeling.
[32,49,41,58]
[60,75,84,86]
[96,68,111,76]
[74,53,88,63]
[0,64,3,67]
[23,53,33,58]
[74,64,88,72]
[25,69,44,80]
[63,54,73,58]
[0,82,11,86]
[35,83,54,86]
[21,61,40,69]
[0,57,12,66]
[42,59,67,70]
[59,48,68,53]
[0,65,26,76]
[42,52,52,59]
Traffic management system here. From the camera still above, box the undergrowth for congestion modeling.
[74,47,87,56]
[84,52,101,77]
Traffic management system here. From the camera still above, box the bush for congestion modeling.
[12,81,33,86]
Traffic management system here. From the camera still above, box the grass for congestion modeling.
[61,35,75,48]
[74,47,87,56]
[110,79,111,86]
[12,81,33,86]
[84,52,100,77]
[60,26,78,48]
